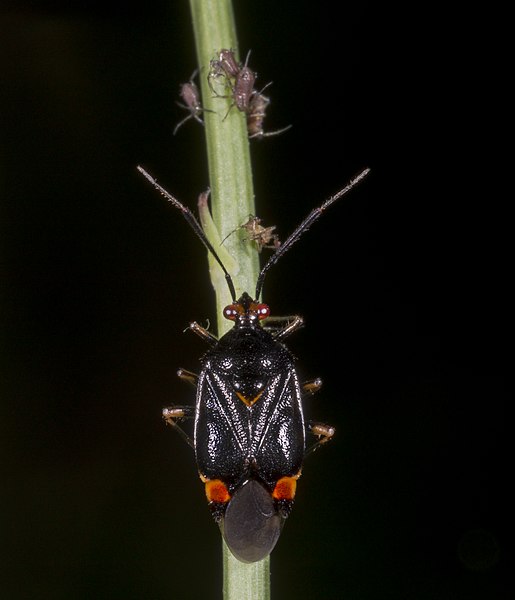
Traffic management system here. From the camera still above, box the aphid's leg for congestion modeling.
[162,405,195,448]
[305,421,335,456]
[249,124,293,140]
[207,69,232,98]
[194,108,216,123]
[188,321,218,345]
[173,105,215,136]
[301,377,323,396]
[222,102,236,121]
[173,112,194,136]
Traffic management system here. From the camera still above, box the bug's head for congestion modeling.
[223,291,270,328]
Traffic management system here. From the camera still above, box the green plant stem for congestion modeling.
[188,1,268,599]
[189,0,259,331]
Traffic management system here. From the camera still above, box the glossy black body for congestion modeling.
[194,311,305,494]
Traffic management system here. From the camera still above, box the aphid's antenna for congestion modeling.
[137,166,237,302]
[255,167,371,300]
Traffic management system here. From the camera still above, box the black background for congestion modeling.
[1,2,509,599]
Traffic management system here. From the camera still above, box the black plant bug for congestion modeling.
[137,164,370,562]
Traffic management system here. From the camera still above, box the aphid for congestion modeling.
[208,48,242,93]
[207,48,261,118]
[240,215,281,252]
[247,92,292,140]
[232,63,257,113]
[207,48,290,139]
[223,214,281,253]
[173,70,212,136]
[137,164,370,563]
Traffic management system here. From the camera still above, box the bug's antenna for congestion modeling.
[137,166,237,302]
[255,167,371,300]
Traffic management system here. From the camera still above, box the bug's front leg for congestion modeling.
[265,314,304,340]
[188,321,218,345]
[177,367,198,387]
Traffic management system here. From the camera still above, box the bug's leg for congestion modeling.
[265,315,304,340]
[301,377,323,396]
[177,367,198,387]
[305,421,335,456]
[162,405,195,448]
[188,321,218,345]
[162,368,199,448]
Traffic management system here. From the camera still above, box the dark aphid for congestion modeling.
[207,48,289,139]
[220,53,259,120]
[137,164,370,563]
[247,92,292,140]
[208,48,248,101]
[208,48,242,90]
[207,48,260,118]
[232,63,257,113]
[173,70,213,136]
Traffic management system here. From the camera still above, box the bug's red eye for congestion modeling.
[256,304,270,320]
[223,305,238,320]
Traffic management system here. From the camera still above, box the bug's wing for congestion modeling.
[194,369,250,483]
[251,369,306,485]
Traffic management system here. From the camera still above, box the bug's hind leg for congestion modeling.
[301,377,334,455]
[162,405,195,448]
[305,421,335,456]
[301,377,323,396]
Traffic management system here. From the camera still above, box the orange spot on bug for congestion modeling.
[204,479,231,504]
[272,476,298,501]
